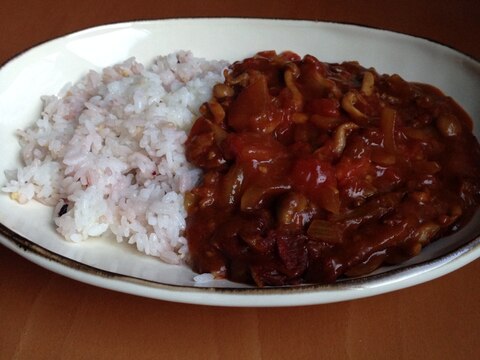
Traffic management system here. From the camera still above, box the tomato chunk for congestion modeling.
[228,74,283,133]
[306,98,340,117]
[291,157,339,213]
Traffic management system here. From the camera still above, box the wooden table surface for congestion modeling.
[1,1,479,359]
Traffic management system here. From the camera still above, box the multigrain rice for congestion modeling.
[2,51,227,264]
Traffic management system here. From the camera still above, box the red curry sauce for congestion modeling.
[185,51,480,286]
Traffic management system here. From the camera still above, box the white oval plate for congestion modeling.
[0,18,479,307]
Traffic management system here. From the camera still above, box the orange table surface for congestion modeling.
[1,1,479,359]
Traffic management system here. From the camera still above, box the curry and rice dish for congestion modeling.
[3,51,480,286]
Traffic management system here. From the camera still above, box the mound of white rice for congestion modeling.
[2,51,227,264]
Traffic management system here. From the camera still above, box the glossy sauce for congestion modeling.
[185,51,480,286]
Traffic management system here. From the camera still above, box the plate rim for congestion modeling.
[2,17,478,70]
[1,220,479,307]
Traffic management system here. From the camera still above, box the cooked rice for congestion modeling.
[2,51,227,264]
